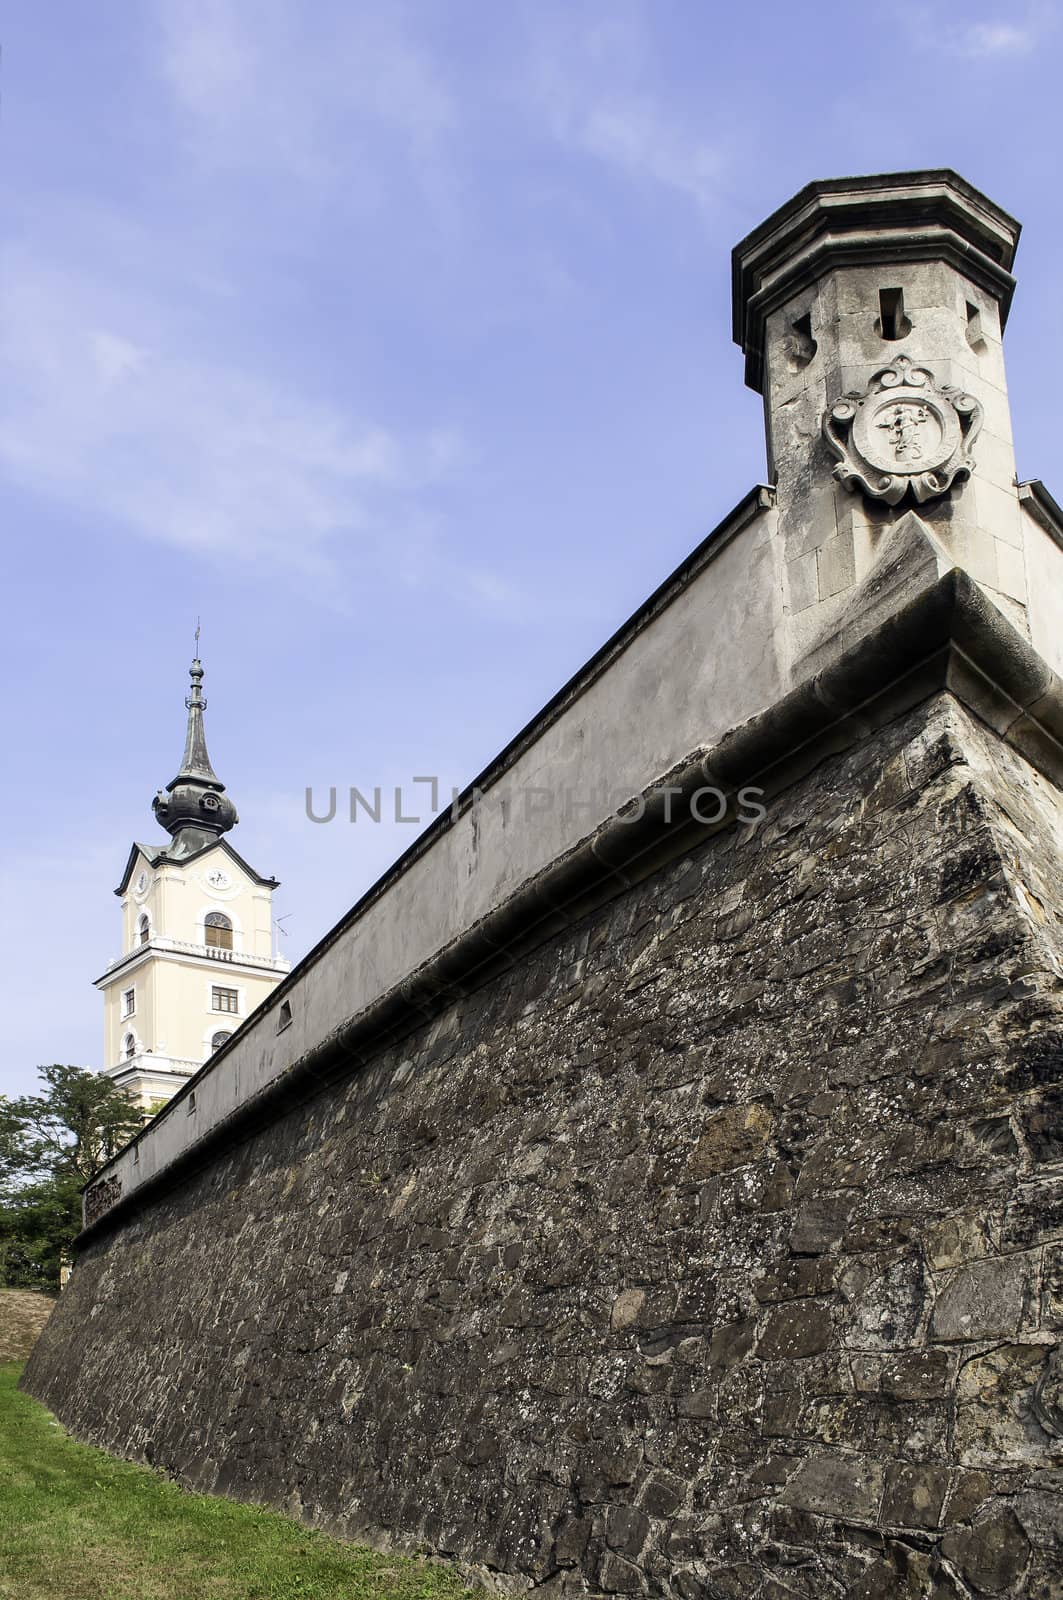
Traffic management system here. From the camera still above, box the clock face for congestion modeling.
[206,868,231,890]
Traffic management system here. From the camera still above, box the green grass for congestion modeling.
[0,1365,484,1600]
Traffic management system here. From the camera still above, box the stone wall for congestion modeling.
[25,692,1063,1598]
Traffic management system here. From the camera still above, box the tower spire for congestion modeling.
[152,653,238,853]
[177,656,222,786]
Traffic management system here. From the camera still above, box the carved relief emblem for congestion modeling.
[823,355,982,506]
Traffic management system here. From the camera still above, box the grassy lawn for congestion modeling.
[0,1365,484,1600]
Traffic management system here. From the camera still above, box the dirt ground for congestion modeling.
[0,1289,56,1362]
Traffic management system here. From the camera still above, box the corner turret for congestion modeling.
[732,170,1032,669]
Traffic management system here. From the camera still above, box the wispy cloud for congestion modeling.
[522,5,725,211]
[576,101,723,207]
[156,0,456,184]
[940,1,1057,57]
[964,19,1039,54]
[0,244,460,582]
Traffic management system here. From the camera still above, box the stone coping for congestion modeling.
[78,567,1063,1247]
[1020,478,1063,551]
[79,482,778,1216]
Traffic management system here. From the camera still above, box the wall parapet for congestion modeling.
[80,567,1063,1245]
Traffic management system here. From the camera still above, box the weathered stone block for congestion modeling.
[788,552,819,615]
[676,1390,715,1421]
[687,1105,773,1178]
[1020,1085,1063,1165]
[851,1348,952,1402]
[940,1508,1031,1595]
[754,1257,835,1303]
[945,1468,994,1526]
[817,532,856,600]
[931,1255,1035,1342]
[778,1451,885,1522]
[604,1505,650,1559]
[598,1551,643,1593]
[840,1249,929,1350]
[924,1210,993,1271]
[1013,1472,1063,1551]
[758,1299,833,1360]
[1003,1179,1063,1250]
[610,1289,646,1332]
[955,1344,1056,1469]
[789,1197,857,1255]
[639,1469,686,1519]
[881,1462,949,1529]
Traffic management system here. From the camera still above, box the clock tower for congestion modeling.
[95,656,289,1110]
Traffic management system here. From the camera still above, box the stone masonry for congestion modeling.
[26,692,1063,1597]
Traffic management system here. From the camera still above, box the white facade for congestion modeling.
[96,658,288,1110]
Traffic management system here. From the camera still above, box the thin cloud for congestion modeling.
[937,1,1057,57]
[522,5,725,211]
[156,0,456,183]
[964,19,1038,54]
[579,100,723,207]
[0,246,459,582]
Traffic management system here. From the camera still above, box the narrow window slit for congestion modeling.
[966,300,986,351]
[878,287,911,341]
[788,312,817,371]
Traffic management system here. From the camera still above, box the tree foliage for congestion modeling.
[0,1066,142,1288]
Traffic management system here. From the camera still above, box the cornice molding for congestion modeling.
[94,941,288,989]
[732,170,1022,394]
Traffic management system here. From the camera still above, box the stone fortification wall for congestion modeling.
[25,692,1063,1598]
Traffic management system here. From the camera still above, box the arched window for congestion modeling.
[123,1033,136,1061]
[204,912,233,950]
[138,913,150,945]
[210,1030,232,1053]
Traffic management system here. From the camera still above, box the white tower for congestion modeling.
[95,657,289,1109]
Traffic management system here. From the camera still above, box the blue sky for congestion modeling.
[2,1,1061,1095]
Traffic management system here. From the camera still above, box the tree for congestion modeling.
[0,1066,142,1289]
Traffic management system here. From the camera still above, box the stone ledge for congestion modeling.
[1019,479,1063,552]
[78,568,1063,1247]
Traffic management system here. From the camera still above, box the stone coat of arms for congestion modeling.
[822,355,983,506]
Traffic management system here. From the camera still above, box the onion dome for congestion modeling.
[152,658,238,855]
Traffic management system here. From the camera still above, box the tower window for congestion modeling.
[966,300,986,352]
[123,1033,136,1061]
[212,986,239,1014]
[122,988,136,1018]
[878,287,912,341]
[786,311,817,372]
[204,912,233,950]
[210,1030,232,1052]
[138,914,150,945]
